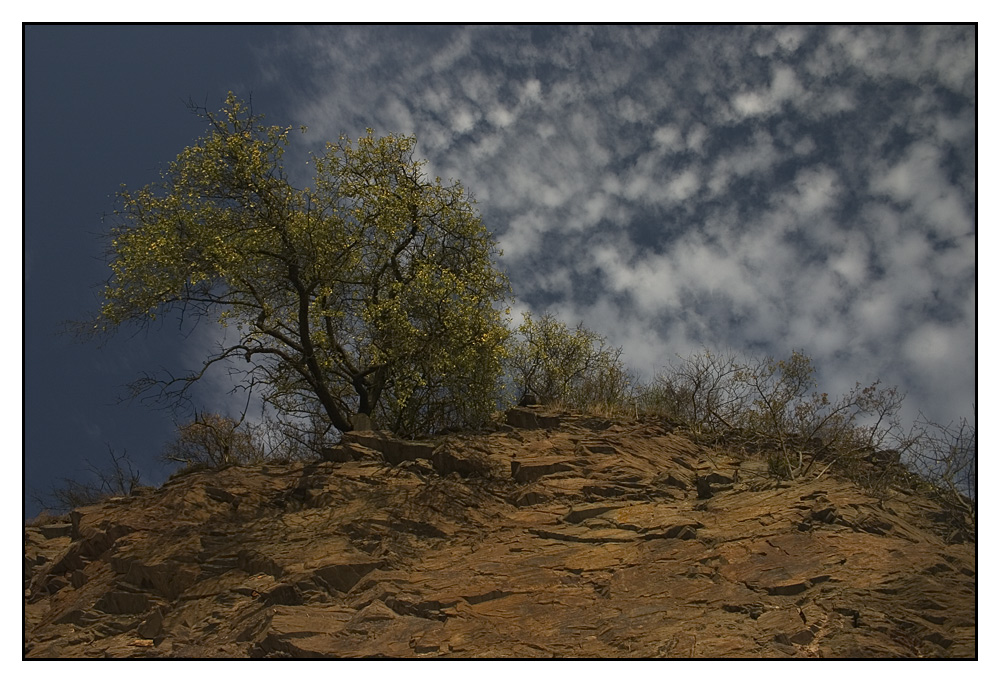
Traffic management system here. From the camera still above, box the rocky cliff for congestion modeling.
[24,408,976,658]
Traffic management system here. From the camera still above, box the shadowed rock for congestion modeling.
[505,407,561,429]
[341,431,437,465]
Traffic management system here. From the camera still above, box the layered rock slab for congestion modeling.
[25,409,975,658]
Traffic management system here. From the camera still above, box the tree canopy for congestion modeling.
[98,93,511,438]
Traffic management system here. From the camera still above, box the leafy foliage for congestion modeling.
[506,312,633,411]
[97,94,511,438]
[78,95,974,541]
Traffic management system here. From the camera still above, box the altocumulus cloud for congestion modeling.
[258,24,974,426]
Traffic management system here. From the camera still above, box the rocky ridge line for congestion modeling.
[25,407,975,658]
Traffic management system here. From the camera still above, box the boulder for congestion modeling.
[504,407,561,430]
[341,431,437,465]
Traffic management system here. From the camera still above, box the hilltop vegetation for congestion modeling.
[38,95,974,541]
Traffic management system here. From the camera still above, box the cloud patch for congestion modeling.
[262,25,975,427]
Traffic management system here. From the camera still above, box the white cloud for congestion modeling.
[771,65,804,101]
[268,25,974,427]
[774,26,808,53]
[576,192,614,230]
[613,96,642,123]
[686,124,708,153]
[731,64,804,119]
[521,78,543,104]
[828,236,870,289]
[498,212,547,261]
[428,29,473,72]
[790,166,841,216]
[665,168,700,203]
[904,322,956,368]
[589,243,678,315]
[872,142,972,241]
[673,239,750,303]
[450,106,480,134]
[653,124,683,151]
[854,286,899,339]
[486,106,515,130]
[706,129,780,196]
[731,91,771,119]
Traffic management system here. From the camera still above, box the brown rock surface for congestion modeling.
[24,409,975,658]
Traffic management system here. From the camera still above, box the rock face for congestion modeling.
[24,409,976,658]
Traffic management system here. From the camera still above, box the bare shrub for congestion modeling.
[906,413,976,529]
[32,446,144,513]
[259,411,334,461]
[639,349,914,483]
[639,349,749,431]
[567,345,638,417]
[734,353,912,478]
[161,413,267,468]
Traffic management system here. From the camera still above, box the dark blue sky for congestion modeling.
[24,26,976,519]
[24,26,296,517]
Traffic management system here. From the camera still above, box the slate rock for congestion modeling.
[24,410,976,658]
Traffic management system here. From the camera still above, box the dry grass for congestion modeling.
[25,510,71,528]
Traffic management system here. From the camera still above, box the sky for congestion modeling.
[23,25,977,520]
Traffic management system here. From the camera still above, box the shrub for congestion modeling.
[906,414,976,524]
[639,349,913,481]
[32,446,144,513]
[734,352,911,478]
[638,348,749,431]
[161,413,267,468]
[259,411,336,460]
[506,311,633,413]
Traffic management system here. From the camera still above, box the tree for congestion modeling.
[506,312,631,409]
[96,94,511,438]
